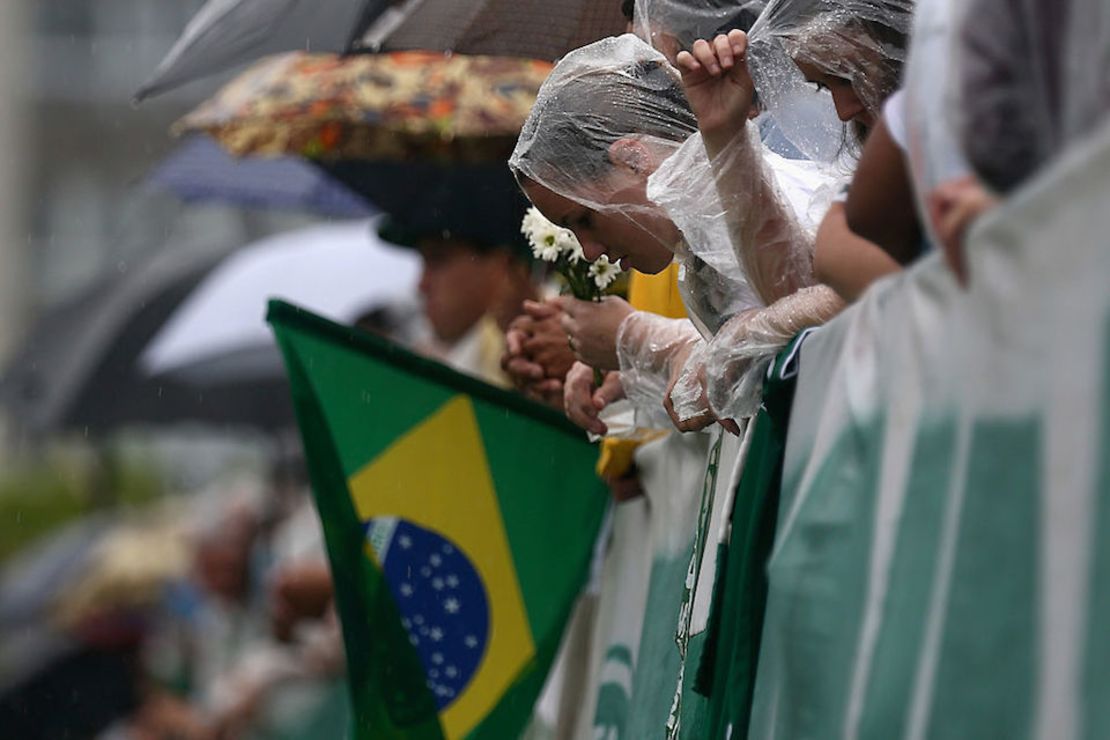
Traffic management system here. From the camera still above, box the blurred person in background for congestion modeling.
[106,464,344,740]
[380,209,539,388]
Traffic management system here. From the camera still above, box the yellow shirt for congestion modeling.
[596,264,687,480]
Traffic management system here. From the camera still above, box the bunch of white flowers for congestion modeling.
[520,207,622,293]
[521,207,575,262]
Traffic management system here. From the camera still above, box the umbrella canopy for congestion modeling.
[135,0,388,101]
[1,221,420,438]
[1,240,232,438]
[356,0,627,62]
[175,51,553,162]
[141,219,419,376]
[147,135,378,218]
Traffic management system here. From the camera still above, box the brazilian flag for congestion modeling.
[268,300,607,739]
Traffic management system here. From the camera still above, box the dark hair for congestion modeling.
[851,16,907,146]
[621,0,635,22]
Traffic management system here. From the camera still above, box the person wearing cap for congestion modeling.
[388,222,538,388]
[375,165,541,388]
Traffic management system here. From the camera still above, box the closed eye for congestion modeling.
[561,211,593,232]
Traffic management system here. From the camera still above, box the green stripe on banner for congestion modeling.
[859,418,955,737]
[771,417,886,738]
[928,420,1039,738]
[1085,315,1110,739]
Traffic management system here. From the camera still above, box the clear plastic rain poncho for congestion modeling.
[956,0,1110,195]
[508,33,759,331]
[511,34,840,424]
[648,127,842,421]
[635,0,767,65]
[627,0,914,420]
[637,0,913,161]
[749,0,913,118]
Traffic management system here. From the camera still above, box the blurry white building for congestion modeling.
[1,0,313,364]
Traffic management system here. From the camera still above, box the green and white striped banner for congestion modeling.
[751,120,1110,740]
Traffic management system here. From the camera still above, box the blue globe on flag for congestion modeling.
[365,517,490,709]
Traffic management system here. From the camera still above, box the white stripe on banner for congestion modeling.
[907,414,971,740]
[843,329,923,739]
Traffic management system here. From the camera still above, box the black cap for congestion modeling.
[320,160,533,261]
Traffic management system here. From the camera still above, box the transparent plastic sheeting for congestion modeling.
[705,284,843,420]
[742,0,912,167]
[635,0,913,164]
[512,33,842,426]
[615,312,705,428]
[509,34,828,306]
[747,0,913,118]
[957,0,1110,194]
[647,127,833,308]
[896,0,968,237]
[509,34,699,245]
[652,135,762,339]
[638,129,839,423]
[614,285,842,426]
[634,0,766,64]
[751,118,1110,739]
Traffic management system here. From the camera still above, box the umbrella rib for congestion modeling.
[356,0,428,52]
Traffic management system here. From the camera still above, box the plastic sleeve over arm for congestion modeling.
[616,310,704,429]
[702,121,822,306]
[705,284,844,419]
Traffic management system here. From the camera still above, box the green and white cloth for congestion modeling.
[622,430,714,739]
[751,120,1110,739]
[695,333,812,740]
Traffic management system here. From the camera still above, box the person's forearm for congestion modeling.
[702,122,813,305]
[815,203,902,302]
[704,285,845,419]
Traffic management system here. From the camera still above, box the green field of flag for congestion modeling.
[268,300,607,740]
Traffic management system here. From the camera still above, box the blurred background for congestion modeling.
[0,0,628,735]
[0,3,398,737]
[0,4,347,737]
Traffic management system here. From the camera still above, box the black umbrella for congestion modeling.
[1,222,421,441]
[0,242,293,439]
[135,0,390,101]
[354,0,628,62]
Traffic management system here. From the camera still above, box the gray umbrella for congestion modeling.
[1,222,420,440]
[355,0,627,61]
[147,135,378,219]
[135,0,389,101]
[0,240,234,438]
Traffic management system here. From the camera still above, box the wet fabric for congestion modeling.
[695,332,810,740]
[750,117,1110,738]
[958,0,1110,193]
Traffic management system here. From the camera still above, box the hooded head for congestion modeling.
[509,35,698,274]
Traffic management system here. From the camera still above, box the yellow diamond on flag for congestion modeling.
[349,395,536,739]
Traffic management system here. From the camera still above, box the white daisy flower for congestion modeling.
[522,206,581,263]
[589,256,622,290]
[565,237,586,264]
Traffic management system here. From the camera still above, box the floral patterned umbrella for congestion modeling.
[175,51,553,163]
